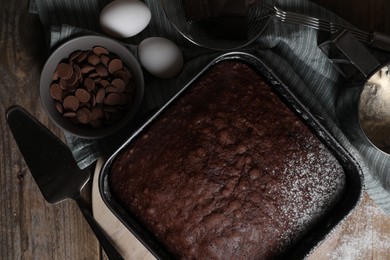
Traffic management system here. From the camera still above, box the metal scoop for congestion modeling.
[6,105,123,260]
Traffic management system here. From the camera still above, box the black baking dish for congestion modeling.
[98,52,364,259]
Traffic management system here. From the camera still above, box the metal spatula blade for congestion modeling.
[6,106,90,203]
[6,105,123,260]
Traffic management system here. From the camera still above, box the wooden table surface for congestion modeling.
[1,0,390,259]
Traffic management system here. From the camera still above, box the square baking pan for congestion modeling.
[98,52,364,259]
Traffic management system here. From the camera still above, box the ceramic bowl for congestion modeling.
[160,0,272,51]
[40,35,144,139]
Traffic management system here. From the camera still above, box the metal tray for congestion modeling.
[99,52,364,259]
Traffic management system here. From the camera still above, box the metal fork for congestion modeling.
[267,4,390,52]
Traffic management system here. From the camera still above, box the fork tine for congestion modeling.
[272,5,372,43]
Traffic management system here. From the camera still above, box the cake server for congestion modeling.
[6,105,123,260]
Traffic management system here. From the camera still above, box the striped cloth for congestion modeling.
[33,0,390,214]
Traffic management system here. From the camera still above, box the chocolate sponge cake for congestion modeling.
[109,61,346,259]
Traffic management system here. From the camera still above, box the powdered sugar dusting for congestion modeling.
[277,135,346,246]
[326,198,390,260]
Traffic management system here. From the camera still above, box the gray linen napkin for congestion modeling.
[33,0,390,214]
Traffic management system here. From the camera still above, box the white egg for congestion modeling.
[138,37,184,79]
[100,0,151,38]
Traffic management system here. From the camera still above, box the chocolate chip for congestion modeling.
[96,64,109,77]
[66,82,78,92]
[50,83,63,100]
[106,85,119,93]
[67,70,78,86]
[95,87,106,104]
[91,106,104,121]
[69,50,82,62]
[54,101,63,114]
[83,77,95,92]
[87,53,100,66]
[81,64,95,74]
[73,64,82,80]
[88,72,100,78]
[79,102,91,110]
[103,106,120,114]
[63,95,79,111]
[104,92,121,105]
[93,46,109,56]
[75,51,88,63]
[59,78,68,90]
[114,69,131,84]
[100,55,111,66]
[52,70,59,81]
[75,88,91,103]
[56,63,72,79]
[108,58,123,74]
[90,93,96,107]
[77,108,92,124]
[111,78,126,93]
[63,111,77,118]
[98,79,110,88]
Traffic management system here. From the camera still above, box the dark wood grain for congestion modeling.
[1,0,390,259]
[0,0,100,259]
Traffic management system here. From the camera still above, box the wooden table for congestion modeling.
[1,0,390,259]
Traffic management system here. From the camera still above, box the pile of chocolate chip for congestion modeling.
[49,46,135,129]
